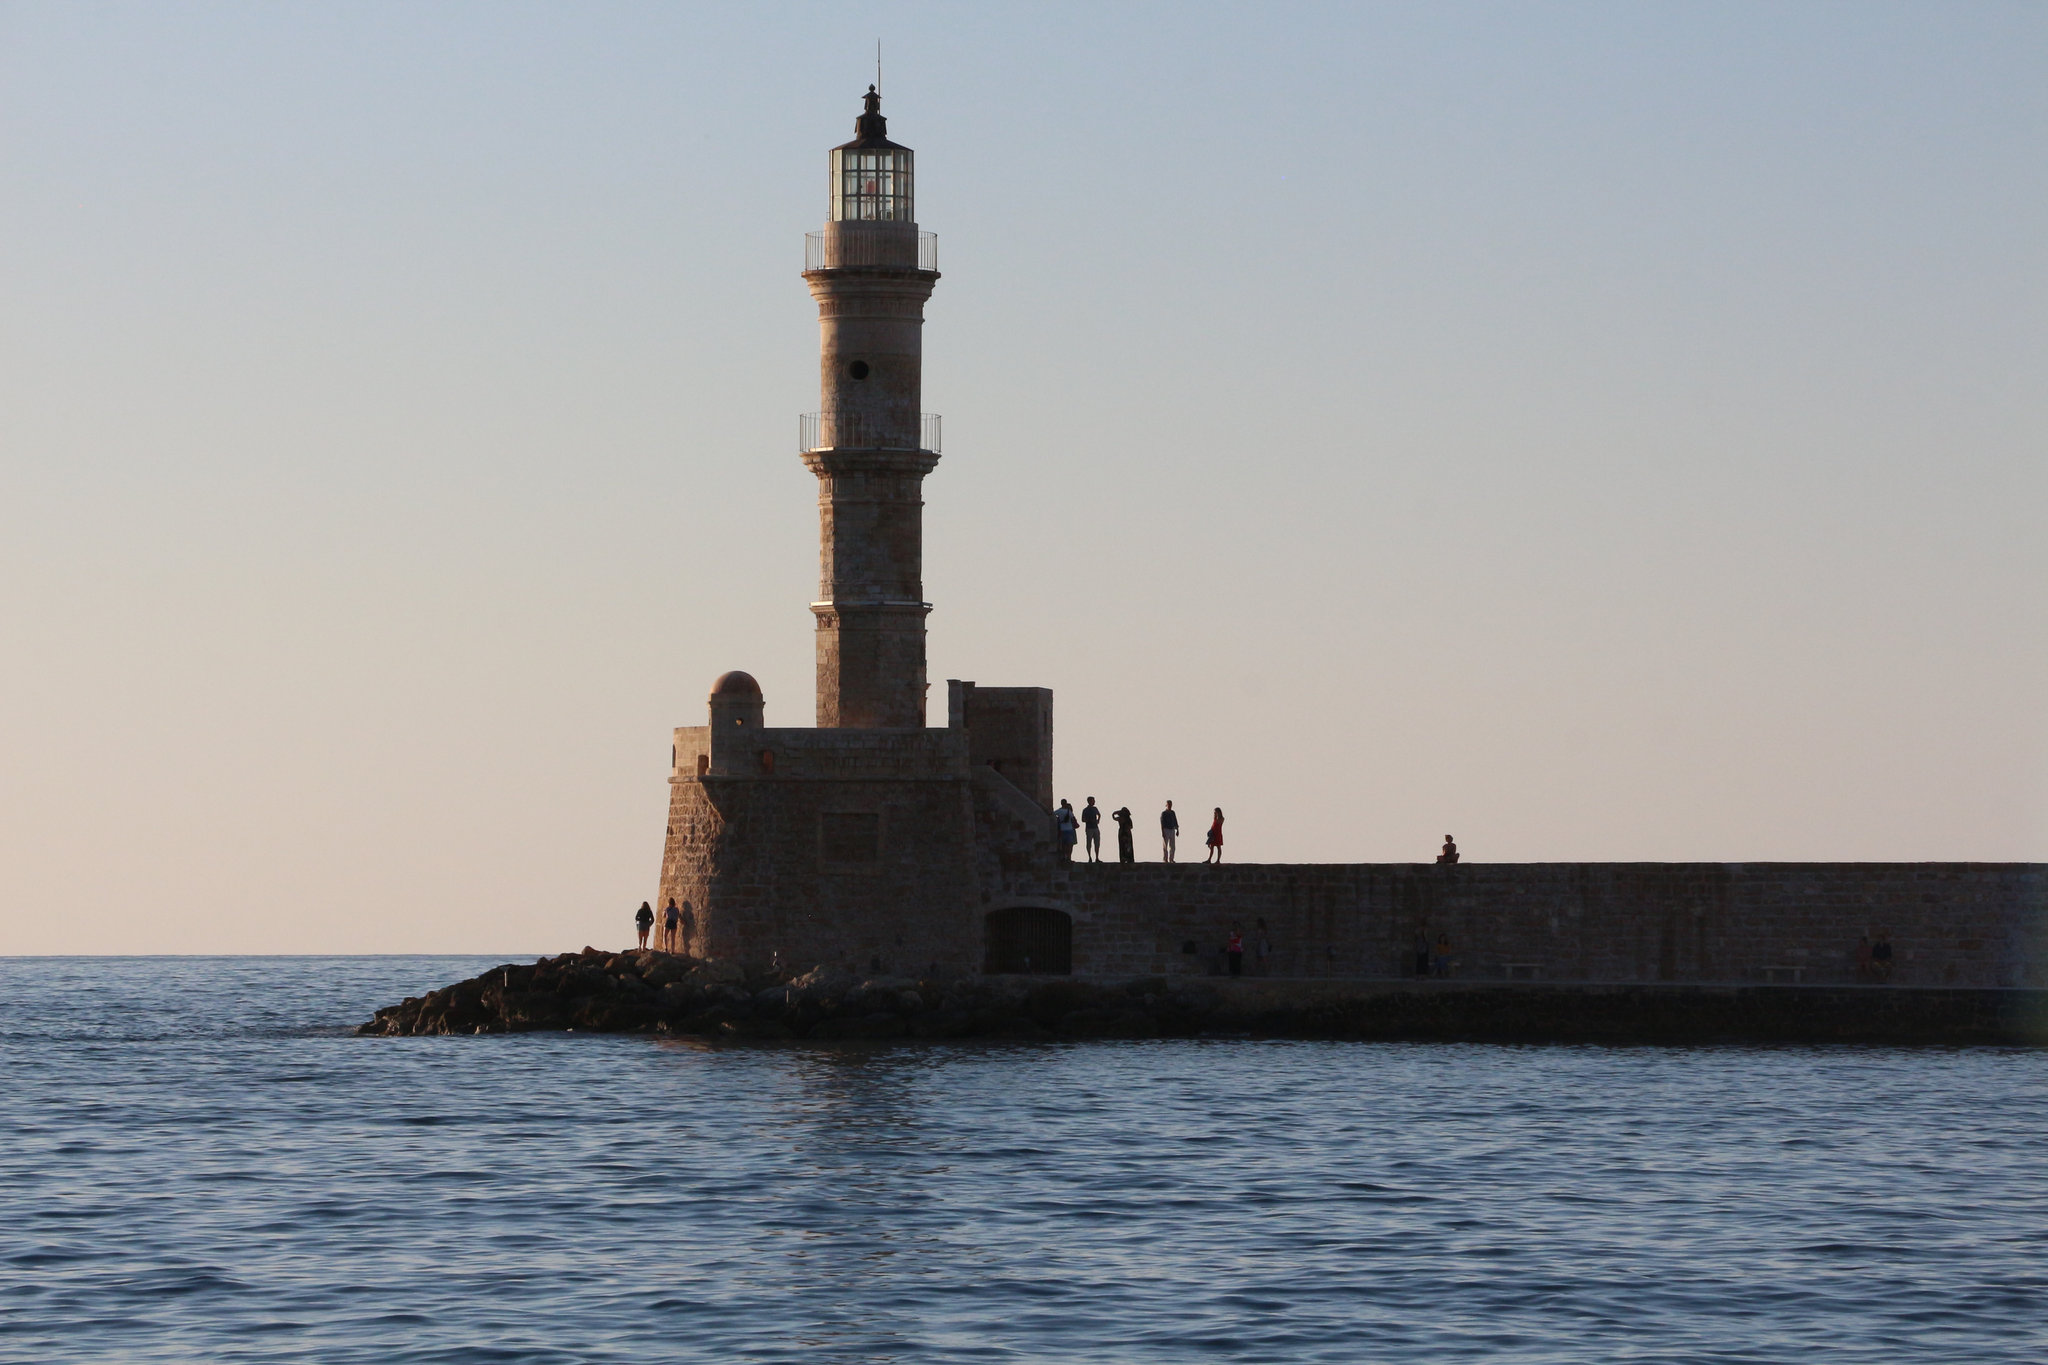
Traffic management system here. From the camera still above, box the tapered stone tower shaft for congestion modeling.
[801,87,941,729]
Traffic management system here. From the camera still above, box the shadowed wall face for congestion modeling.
[1038,863,2046,987]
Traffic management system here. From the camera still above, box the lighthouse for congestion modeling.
[801,86,942,729]
[658,88,1057,977]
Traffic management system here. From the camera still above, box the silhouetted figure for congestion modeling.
[1205,808,1225,864]
[1254,917,1272,976]
[1054,800,1079,863]
[1854,933,1873,983]
[1414,929,1432,977]
[662,898,681,953]
[1432,933,1452,978]
[635,901,654,949]
[1437,835,1460,864]
[1082,797,1102,862]
[1112,806,1135,863]
[1161,801,1179,862]
[1871,930,1894,984]
[1227,923,1245,977]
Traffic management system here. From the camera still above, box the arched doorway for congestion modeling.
[983,906,1072,975]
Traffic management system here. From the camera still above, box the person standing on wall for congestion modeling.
[1113,806,1135,864]
[662,898,682,953]
[1054,800,1079,863]
[1205,808,1225,864]
[1226,923,1245,977]
[1081,797,1102,863]
[634,901,654,949]
[1160,801,1179,862]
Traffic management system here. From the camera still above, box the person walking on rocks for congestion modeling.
[634,901,654,949]
[662,898,682,953]
[1226,923,1245,977]
[1054,800,1079,863]
[1161,801,1179,862]
[1113,806,1135,864]
[1082,797,1102,863]
[1205,808,1225,864]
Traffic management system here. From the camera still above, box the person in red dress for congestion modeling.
[1205,808,1225,864]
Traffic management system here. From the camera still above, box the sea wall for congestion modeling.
[359,950,2048,1046]
[1019,862,2046,988]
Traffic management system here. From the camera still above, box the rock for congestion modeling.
[643,955,693,987]
[687,961,747,987]
[721,1018,794,1040]
[784,965,855,1002]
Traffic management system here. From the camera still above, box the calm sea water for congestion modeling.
[2,957,2045,1364]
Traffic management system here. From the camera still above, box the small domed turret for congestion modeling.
[709,671,765,732]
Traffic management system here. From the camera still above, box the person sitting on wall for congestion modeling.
[1082,797,1102,863]
[634,901,654,949]
[1053,799,1079,863]
[1437,835,1460,864]
[1112,806,1135,864]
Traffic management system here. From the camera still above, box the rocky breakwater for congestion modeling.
[357,949,1179,1040]
[359,951,2048,1044]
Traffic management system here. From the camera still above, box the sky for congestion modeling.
[2,2,2042,955]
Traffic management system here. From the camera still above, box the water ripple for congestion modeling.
[0,957,2045,1362]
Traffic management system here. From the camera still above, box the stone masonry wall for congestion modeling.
[991,862,2045,988]
[659,725,985,977]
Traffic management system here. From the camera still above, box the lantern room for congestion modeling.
[831,86,914,222]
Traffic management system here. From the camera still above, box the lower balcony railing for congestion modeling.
[804,231,939,272]
[800,412,941,454]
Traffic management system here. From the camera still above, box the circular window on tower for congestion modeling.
[848,360,870,380]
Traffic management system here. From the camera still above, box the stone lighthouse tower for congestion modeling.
[658,88,1060,978]
[801,86,941,728]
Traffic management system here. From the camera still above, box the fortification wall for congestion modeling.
[659,722,985,976]
[1011,862,2045,988]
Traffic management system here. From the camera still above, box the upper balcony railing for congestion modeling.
[800,412,941,454]
[805,230,938,272]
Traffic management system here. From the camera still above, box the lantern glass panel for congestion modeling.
[831,148,915,222]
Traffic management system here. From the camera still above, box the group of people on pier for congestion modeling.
[1051,798,1226,865]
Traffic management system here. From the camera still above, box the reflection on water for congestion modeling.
[1,956,2045,1364]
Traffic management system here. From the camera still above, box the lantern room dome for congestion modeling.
[831,86,913,223]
